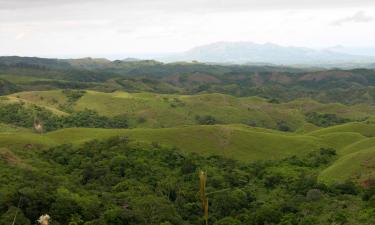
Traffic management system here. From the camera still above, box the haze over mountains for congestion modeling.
[2,42,375,68]
[156,42,375,66]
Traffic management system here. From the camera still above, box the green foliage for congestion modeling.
[0,79,19,95]
[277,121,291,132]
[0,207,30,225]
[306,112,351,127]
[62,109,128,129]
[60,89,86,112]
[0,136,373,225]
[62,89,86,103]
[195,115,220,125]
[0,103,61,131]
[0,103,128,130]
[214,217,242,225]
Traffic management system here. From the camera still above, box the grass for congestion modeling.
[45,125,325,161]
[319,147,375,184]
[340,137,375,155]
[309,122,375,137]
[7,90,375,131]
[0,133,57,149]
[7,90,68,115]
[310,122,375,184]
[0,124,325,162]
[0,123,31,133]
[316,132,366,154]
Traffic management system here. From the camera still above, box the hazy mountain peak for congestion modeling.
[160,42,375,65]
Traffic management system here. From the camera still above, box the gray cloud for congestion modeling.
[332,11,374,26]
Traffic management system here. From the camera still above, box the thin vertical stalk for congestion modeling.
[199,171,209,225]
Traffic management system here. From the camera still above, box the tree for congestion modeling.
[214,217,242,225]
[254,205,281,225]
[0,207,31,225]
[131,195,183,225]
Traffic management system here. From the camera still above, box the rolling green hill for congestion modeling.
[319,147,375,185]
[2,119,375,184]
[6,90,374,131]
[309,122,375,137]
[0,124,326,161]
[3,89,375,185]
[2,89,375,186]
[0,120,371,163]
[311,123,375,184]
[46,125,326,161]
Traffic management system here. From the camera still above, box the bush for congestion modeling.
[306,112,350,127]
[277,121,291,132]
[214,217,243,225]
[306,189,322,201]
[195,115,219,125]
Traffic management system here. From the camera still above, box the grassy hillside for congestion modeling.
[316,132,366,152]
[7,90,374,131]
[319,147,375,185]
[1,121,375,182]
[45,125,325,161]
[0,123,30,133]
[0,124,326,161]
[311,123,375,184]
[340,137,375,155]
[309,122,375,137]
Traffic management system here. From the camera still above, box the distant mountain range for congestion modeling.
[157,42,375,66]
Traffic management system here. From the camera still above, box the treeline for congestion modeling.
[1,137,375,225]
[0,103,128,131]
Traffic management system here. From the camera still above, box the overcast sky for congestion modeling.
[0,0,374,58]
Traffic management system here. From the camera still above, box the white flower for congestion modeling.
[37,214,50,225]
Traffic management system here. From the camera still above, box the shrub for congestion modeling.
[214,217,242,225]
[306,189,322,201]
[195,115,219,125]
[306,112,350,127]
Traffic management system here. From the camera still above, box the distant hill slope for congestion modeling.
[160,42,375,65]
[2,56,375,104]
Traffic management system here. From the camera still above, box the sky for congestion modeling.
[0,0,374,58]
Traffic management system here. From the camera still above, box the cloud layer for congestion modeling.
[0,0,374,57]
